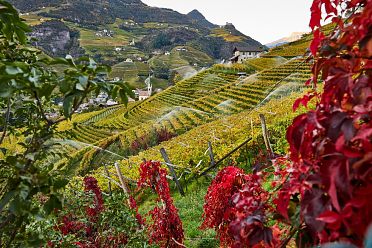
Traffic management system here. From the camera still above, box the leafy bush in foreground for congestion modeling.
[48,177,148,247]
[136,161,184,247]
[201,0,372,246]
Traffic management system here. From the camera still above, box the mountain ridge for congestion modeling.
[11,0,264,51]
[187,9,216,29]
[265,32,306,48]
[10,0,266,86]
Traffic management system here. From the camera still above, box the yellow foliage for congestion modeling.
[56,109,106,132]
[210,28,243,42]
[91,91,312,190]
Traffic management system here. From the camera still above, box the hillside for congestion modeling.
[265,31,306,48]
[0,5,318,245]
[47,54,311,176]
[264,23,335,57]
[39,52,312,246]
[187,9,216,29]
[12,0,267,91]
[2,0,370,246]
[12,0,264,61]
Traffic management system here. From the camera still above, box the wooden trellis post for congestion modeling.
[251,117,254,138]
[103,163,112,196]
[200,137,252,177]
[160,148,185,196]
[208,141,215,167]
[259,114,274,158]
[114,162,130,195]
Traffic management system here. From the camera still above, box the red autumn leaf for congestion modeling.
[310,29,325,55]
[310,0,322,30]
[324,0,337,16]
[329,172,341,212]
[352,128,372,143]
[274,192,290,220]
[335,135,363,158]
[317,211,340,224]
[292,93,317,112]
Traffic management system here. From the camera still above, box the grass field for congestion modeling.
[20,14,51,26]
[210,27,243,42]
[149,45,214,79]
[109,61,169,89]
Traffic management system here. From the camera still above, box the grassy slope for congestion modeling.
[264,23,335,58]
[244,57,288,71]
[149,46,214,74]
[95,90,312,247]
[92,89,307,179]
[210,27,243,42]
[53,57,311,177]
[20,14,51,26]
[17,18,316,245]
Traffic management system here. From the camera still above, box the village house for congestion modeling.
[134,78,153,101]
[230,45,267,63]
[152,50,162,55]
[176,47,188,52]
[106,99,118,106]
[95,29,114,37]
[136,89,151,101]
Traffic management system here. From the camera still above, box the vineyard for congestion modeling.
[48,55,312,177]
[263,23,336,57]
[1,0,371,247]
[33,47,315,246]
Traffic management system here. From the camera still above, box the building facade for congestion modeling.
[230,45,267,63]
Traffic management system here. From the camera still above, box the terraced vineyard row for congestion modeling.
[244,57,288,71]
[264,23,336,58]
[184,58,311,115]
[92,70,242,130]
[52,56,312,174]
[82,105,125,124]
[92,90,310,183]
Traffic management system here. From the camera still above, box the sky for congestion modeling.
[141,0,313,44]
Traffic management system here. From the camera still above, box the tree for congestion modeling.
[0,1,133,246]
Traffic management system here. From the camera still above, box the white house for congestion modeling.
[95,92,108,104]
[125,58,133,63]
[136,90,151,101]
[106,99,118,106]
[176,47,188,52]
[135,77,153,101]
[230,45,267,63]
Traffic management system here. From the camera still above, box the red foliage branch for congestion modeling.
[83,176,104,221]
[202,1,371,247]
[53,177,128,248]
[137,161,185,247]
[201,166,281,247]
[200,166,245,245]
[284,0,372,245]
